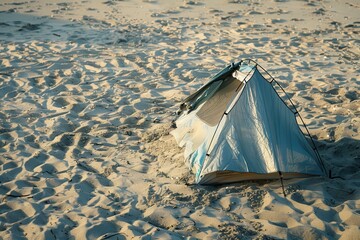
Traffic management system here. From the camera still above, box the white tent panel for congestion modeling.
[171,104,216,160]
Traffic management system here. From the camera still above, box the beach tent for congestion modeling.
[171,59,326,184]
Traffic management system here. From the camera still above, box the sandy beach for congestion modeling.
[0,0,359,239]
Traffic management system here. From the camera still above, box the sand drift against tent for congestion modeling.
[172,60,326,184]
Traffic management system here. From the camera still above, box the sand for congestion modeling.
[0,0,359,239]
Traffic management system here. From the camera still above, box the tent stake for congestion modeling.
[279,171,287,198]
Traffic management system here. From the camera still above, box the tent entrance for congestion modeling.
[196,76,243,126]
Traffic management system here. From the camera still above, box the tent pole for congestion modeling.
[279,171,287,198]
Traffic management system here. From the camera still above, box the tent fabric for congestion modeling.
[196,76,242,126]
[171,60,325,184]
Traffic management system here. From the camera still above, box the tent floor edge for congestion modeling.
[198,171,320,185]
[279,171,287,198]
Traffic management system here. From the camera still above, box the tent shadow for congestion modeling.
[316,137,360,181]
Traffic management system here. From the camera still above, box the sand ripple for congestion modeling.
[0,0,359,239]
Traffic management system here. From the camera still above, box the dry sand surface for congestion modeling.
[0,0,359,239]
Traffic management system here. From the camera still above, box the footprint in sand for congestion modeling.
[18,23,42,31]
[0,163,23,184]
[85,221,119,239]
[24,151,49,172]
